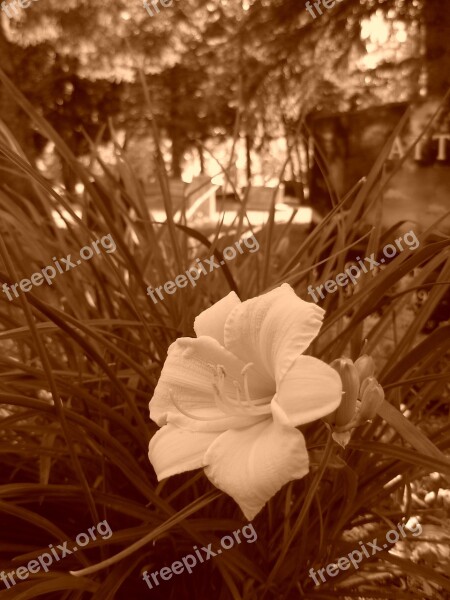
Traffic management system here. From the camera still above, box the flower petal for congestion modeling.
[194,291,241,345]
[203,419,309,520]
[149,336,273,427]
[167,410,267,432]
[149,424,219,480]
[274,355,342,426]
[224,283,324,383]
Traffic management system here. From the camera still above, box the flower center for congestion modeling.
[168,363,272,423]
[211,363,271,417]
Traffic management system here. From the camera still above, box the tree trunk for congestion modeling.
[423,0,450,96]
[245,133,252,183]
[198,145,204,174]
[166,66,186,179]
[0,23,40,203]
[170,130,183,179]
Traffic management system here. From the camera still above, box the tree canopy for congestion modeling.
[0,0,448,178]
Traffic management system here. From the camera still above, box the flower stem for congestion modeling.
[70,490,221,578]
[264,429,334,590]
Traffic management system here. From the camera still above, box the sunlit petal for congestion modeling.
[150,336,272,426]
[167,409,267,432]
[224,283,324,383]
[194,291,241,344]
[203,419,309,520]
[149,424,218,480]
[150,337,244,426]
[274,355,342,426]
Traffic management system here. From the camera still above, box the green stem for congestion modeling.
[70,490,221,578]
[264,430,335,590]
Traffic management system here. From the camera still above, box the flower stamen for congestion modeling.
[208,363,271,417]
[241,362,255,405]
[233,380,253,410]
[169,390,229,422]
[212,365,243,414]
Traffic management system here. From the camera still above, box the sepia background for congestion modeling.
[0,0,449,598]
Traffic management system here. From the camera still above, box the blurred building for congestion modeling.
[308,99,450,233]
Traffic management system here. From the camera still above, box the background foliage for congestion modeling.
[0,69,449,598]
[0,0,450,597]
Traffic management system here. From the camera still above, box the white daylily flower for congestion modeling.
[148,283,342,520]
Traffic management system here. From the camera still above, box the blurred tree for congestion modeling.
[1,0,449,186]
[0,23,30,152]
[423,0,450,97]
[0,21,47,199]
[1,0,242,178]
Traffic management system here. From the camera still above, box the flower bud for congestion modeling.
[359,375,376,398]
[359,379,384,421]
[330,358,359,427]
[332,430,352,449]
[354,354,375,383]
